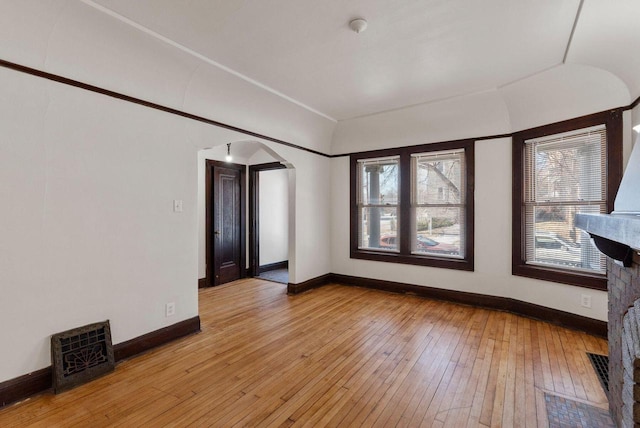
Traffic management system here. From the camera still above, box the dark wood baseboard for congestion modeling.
[113,316,201,361]
[0,367,52,408]
[330,273,607,338]
[0,316,201,409]
[259,261,288,274]
[198,278,206,288]
[287,273,332,295]
[1,271,607,408]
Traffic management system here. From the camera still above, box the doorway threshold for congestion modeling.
[257,269,288,284]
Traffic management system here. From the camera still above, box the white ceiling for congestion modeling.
[89,0,638,121]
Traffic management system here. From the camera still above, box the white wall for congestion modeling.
[2,0,638,387]
[500,64,630,132]
[0,71,332,385]
[274,147,332,284]
[332,90,510,154]
[0,68,199,382]
[332,64,630,155]
[331,65,635,322]
[259,169,289,266]
[331,138,605,321]
[0,2,334,383]
[0,1,335,154]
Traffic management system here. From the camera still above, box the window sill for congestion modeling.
[512,263,606,290]
[351,249,474,271]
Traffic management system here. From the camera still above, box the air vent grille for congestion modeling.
[51,320,115,393]
[587,352,609,396]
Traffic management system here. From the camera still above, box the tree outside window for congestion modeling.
[351,140,474,271]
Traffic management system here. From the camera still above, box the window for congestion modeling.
[412,150,466,258]
[512,110,623,289]
[356,156,400,252]
[351,140,474,271]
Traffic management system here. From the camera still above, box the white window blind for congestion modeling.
[524,125,606,273]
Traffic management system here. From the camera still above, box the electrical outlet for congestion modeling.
[581,294,592,308]
[165,302,176,317]
[173,200,183,212]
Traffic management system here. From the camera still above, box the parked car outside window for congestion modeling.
[533,231,581,267]
[379,234,458,255]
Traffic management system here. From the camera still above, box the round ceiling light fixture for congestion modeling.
[349,18,368,34]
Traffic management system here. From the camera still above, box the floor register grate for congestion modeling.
[51,320,115,393]
[587,352,609,397]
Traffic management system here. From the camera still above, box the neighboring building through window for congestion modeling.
[351,140,474,271]
[412,149,466,258]
[512,110,623,290]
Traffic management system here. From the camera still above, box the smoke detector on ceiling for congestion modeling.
[349,18,368,34]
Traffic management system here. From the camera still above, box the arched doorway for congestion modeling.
[197,141,295,287]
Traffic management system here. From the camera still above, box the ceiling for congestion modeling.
[88,0,636,122]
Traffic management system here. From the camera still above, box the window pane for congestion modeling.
[413,150,463,205]
[358,157,399,205]
[523,124,607,275]
[351,142,473,270]
[358,207,399,251]
[413,207,463,258]
[526,126,605,204]
[525,204,605,273]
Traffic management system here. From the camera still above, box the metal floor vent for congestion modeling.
[587,352,609,396]
[51,320,115,393]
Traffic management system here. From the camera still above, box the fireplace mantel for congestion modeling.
[576,213,640,252]
[576,213,640,267]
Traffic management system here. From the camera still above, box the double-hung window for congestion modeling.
[512,110,622,289]
[356,156,400,252]
[351,140,474,271]
[412,150,466,258]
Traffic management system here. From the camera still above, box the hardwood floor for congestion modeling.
[0,278,608,427]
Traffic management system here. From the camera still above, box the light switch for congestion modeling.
[173,200,183,212]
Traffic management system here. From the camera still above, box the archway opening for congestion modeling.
[197,141,295,288]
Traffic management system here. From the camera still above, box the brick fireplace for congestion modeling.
[609,253,640,427]
[576,133,640,427]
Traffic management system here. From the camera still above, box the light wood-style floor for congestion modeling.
[0,278,608,427]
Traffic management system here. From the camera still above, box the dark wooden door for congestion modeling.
[206,160,245,286]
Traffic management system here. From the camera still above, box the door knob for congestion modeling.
[214,230,220,235]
